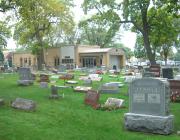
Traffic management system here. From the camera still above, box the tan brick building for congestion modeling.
[12,51,37,68]
[12,45,126,69]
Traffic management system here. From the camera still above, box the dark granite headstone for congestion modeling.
[162,68,174,79]
[49,85,60,99]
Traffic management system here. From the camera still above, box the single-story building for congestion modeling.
[12,45,126,69]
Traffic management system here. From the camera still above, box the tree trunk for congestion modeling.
[142,30,156,65]
[141,6,156,65]
[164,48,168,66]
[36,31,45,70]
[37,48,45,70]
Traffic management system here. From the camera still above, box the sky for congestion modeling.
[6,0,136,50]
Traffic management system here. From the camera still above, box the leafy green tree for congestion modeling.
[78,12,120,48]
[148,8,179,65]
[0,50,4,65]
[0,19,11,50]
[82,0,179,65]
[13,0,74,70]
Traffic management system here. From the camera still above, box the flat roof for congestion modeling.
[79,48,112,53]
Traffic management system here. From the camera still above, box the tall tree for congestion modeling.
[0,19,11,50]
[148,8,179,65]
[13,0,74,70]
[82,0,179,65]
[78,13,120,48]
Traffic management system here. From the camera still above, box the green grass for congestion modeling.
[0,73,179,140]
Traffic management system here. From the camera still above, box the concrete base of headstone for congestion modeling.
[11,98,36,111]
[17,80,34,86]
[124,113,174,135]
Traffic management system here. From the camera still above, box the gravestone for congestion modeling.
[0,98,5,106]
[74,86,92,92]
[84,90,100,108]
[99,83,119,94]
[49,85,60,99]
[60,74,74,80]
[124,78,174,135]
[149,65,161,77]
[40,82,48,88]
[11,98,36,111]
[168,80,180,102]
[17,67,34,86]
[59,65,66,72]
[83,78,92,85]
[107,82,124,88]
[88,74,102,81]
[104,98,124,108]
[162,68,174,79]
[42,64,46,71]
[40,74,49,82]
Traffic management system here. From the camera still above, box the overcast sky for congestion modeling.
[6,0,136,50]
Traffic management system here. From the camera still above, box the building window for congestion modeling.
[29,58,31,66]
[100,58,102,65]
[62,59,73,64]
[20,57,23,67]
[24,58,27,63]
[54,57,60,66]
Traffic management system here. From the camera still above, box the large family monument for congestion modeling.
[124,78,174,135]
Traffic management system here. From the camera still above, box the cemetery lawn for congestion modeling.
[0,73,180,140]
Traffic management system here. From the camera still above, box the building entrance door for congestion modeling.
[82,57,96,68]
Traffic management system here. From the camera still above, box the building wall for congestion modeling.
[60,46,75,60]
[12,52,37,67]
[107,48,126,68]
[44,48,60,67]
[76,45,100,67]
